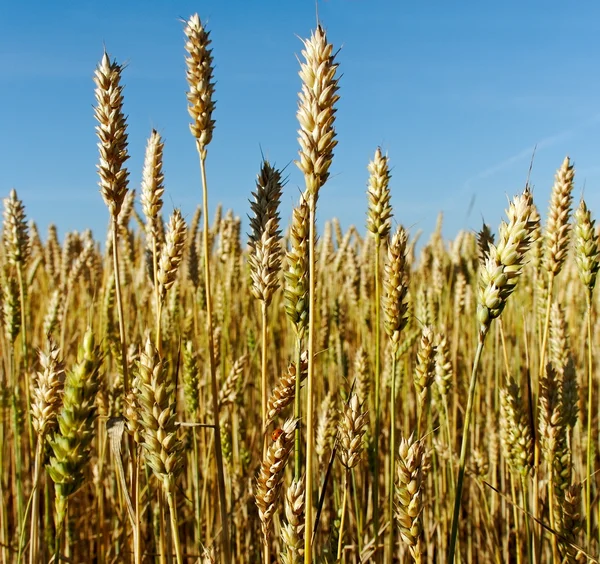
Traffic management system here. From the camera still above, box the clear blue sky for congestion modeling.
[1,1,599,245]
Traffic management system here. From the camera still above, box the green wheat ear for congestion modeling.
[47,328,101,523]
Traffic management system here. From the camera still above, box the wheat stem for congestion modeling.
[448,332,487,562]
[304,195,316,563]
[388,350,397,564]
[337,471,350,561]
[373,236,381,559]
[198,149,230,562]
[586,295,593,544]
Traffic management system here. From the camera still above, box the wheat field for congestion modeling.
[1,12,599,564]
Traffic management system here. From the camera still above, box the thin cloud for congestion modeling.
[462,113,600,192]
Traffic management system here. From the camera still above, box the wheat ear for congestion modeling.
[47,329,101,561]
[396,435,429,564]
[255,418,297,545]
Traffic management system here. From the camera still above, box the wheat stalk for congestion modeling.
[295,26,340,563]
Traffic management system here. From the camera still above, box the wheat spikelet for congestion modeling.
[499,377,534,476]
[395,434,429,563]
[248,161,284,305]
[219,354,248,409]
[47,329,101,522]
[284,197,310,337]
[414,326,436,416]
[255,417,296,542]
[3,188,30,267]
[249,160,284,245]
[265,353,308,427]
[433,333,452,405]
[574,199,599,297]
[543,156,575,276]
[42,289,61,337]
[182,339,200,418]
[124,389,143,445]
[31,338,65,438]
[218,209,241,263]
[184,13,216,154]
[65,240,94,291]
[366,147,393,239]
[93,52,129,217]
[549,302,578,428]
[135,336,183,490]
[337,394,368,469]
[141,129,165,254]
[2,276,21,344]
[477,189,536,332]
[383,225,410,351]
[316,391,337,465]
[296,25,340,197]
[557,483,586,563]
[187,212,201,289]
[45,224,61,287]
[157,209,187,302]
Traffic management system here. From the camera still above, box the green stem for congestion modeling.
[509,475,521,564]
[373,236,381,561]
[387,348,397,564]
[337,471,349,562]
[520,475,532,564]
[448,330,487,563]
[304,194,317,564]
[586,294,593,544]
[166,487,183,564]
[133,446,141,564]
[351,469,363,555]
[53,502,66,564]
[261,301,268,455]
[26,440,44,564]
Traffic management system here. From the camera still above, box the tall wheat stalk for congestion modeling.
[94,51,130,391]
[448,189,535,562]
[295,24,339,563]
[535,156,574,552]
[184,14,230,562]
[382,223,409,563]
[248,160,284,444]
[574,198,599,545]
[366,147,393,559]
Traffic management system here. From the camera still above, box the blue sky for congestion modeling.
[1,1,599,246]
